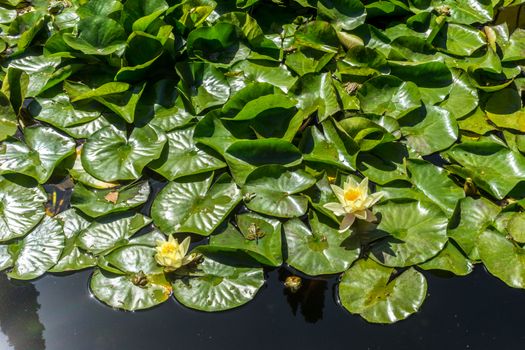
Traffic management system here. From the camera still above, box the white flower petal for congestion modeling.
[323,202,346,216]
[339,213,356,232]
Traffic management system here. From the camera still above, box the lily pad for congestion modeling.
[0,126,76,184]
[82,125,167,182]
[0,176,47,242]
[172,252,264,312]
[148,125,226,180]
[51,209,97,272]
[284,212,360,275]
[443,140,525,199]
[370,200,449,267]
[357,75,421,119]
[209,212,283,266]
[90,244,171,311]
[418,242,473,276]
[242,165,316,218]
[77,213,152,255]
[151,173,241,235]
[71,181,150,218]
[478,229,525,289]
[406,159,464,217]
[8,216,65,280]
[338,259,427,324]
[400,105,458,156]
[0,91,17,142]
[447,197,501,261]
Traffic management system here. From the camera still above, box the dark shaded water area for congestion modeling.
[1,265,525,350]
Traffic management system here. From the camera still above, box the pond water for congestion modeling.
[1,265,524,350]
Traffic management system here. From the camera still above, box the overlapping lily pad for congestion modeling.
[370,200,449,267]
[172,251,264,312]
[152,173,241,235]
[284,212,360,275]
[2,0,525,324]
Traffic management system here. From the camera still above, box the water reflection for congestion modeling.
[279,268,327,323]
[0,274,45,350]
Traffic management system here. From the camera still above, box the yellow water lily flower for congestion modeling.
[155,235,191,272]
[323,176,384,231]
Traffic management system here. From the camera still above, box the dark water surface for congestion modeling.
[1,265,524,350]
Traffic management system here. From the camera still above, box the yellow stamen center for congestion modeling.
[344,189,361,201]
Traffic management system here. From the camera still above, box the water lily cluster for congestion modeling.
[0,0,525,324]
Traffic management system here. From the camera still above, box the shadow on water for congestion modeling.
[0,274,45,350]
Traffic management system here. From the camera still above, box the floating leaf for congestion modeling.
[0,126,75,184]
[242,165,316,218]
[478,229,525,289]
[209,212,282,266]
[338,259,427,324]
[172,252,264,311]
[418,242,473,276]
[71,181,150,218]
[149,125,226,180]
[51,209,97,272]
[443,140,525,199]
[151,173,241,236]
[90,244,171,311]
[0,176,47,242]
[77,213,152,255]
[82,125,166,182]
[370,200,449,267]
[358,75,421,119]
[8,216,65,280]
[406,159,464,217]
[447,197,500,261]
[284,212,360,275]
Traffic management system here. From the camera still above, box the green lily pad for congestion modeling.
[406,159,464,217]
[338,259,427,324]
[82,125,167,182]
[447,197,501,261]
[148,125,226,180]
[209,212,283,266]
[69,146,118,190]
[77,213,152,255]
[290,73,340,121]
[400,105,458,155]
[370,200,449,267]
[317,0,366,31]
[439,70,479,119]
[358,75,421,119]
[443,140,525,199]
[418,242,473,276]
[151,173,241,236]
[224,138,303,185]
[90,244,171,311]
[172,252,264,311]
[507,213,525,244]
[176,62,230,115]
[300,120,358,171]
[284,212,360,275]
[8,216,65,280]
[0,244,13,271]
[0,176,47,242]
[0,91,17,142]
[63,16,126,55]
[51,209,97,272]
[0,126,76,184]
[433,23,486,56]
[478,229,525,289]
[357,142,408,185]
[71,181,150,218]
[29,93,100,129]
[242,165,316,218]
